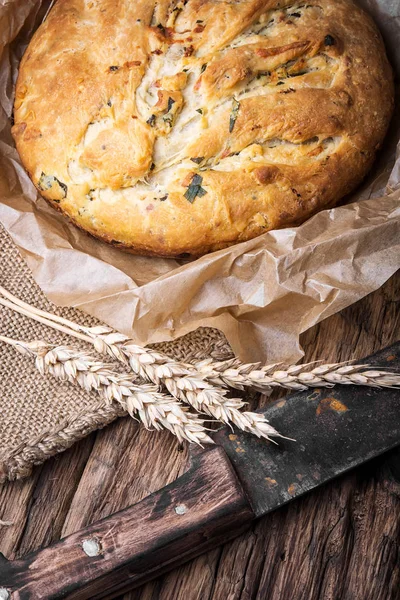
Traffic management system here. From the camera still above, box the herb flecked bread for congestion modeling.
[12,0,394,256]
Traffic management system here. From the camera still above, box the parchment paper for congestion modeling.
[0,0,399,363]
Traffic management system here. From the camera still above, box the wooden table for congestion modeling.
[0,273,399,600]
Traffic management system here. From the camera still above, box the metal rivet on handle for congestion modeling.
[82,538,102,557]
[0,588,10,600]
[175,504,187,515]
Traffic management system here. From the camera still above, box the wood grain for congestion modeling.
[0,447,253,599]
[0,272,399,600]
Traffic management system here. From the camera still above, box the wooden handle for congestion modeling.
[0,447,254,599]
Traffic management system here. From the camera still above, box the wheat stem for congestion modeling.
[0,296,92,343]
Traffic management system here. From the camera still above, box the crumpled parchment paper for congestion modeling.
[0,0,399,363]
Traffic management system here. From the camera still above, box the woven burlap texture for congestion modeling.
[0,225,232,481]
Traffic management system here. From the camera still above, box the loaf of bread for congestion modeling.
[12,0,394,256]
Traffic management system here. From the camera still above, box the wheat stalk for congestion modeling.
[0,335,213,446]
[3,286,399,441]
[2,288,398,395]
[194,358,400,392]
[0,289,284,442]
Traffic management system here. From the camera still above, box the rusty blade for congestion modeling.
[212,342,400,518]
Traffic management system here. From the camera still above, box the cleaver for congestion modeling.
[0,342,399,599]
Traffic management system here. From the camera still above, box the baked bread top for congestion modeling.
[13,0,393,256]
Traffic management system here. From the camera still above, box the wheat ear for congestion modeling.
[0,335,213,445]
[0,289,284,442]
[106,337,284,441]
[194,358,400,392]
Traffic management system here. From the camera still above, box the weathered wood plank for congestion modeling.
[62,420,189,537]
[16,438,95,557]
[0,470,41,559]
[0,272,398,600]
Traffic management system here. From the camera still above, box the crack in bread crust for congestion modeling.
[12,0,394,256]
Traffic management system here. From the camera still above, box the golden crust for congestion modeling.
[13,0,394,256]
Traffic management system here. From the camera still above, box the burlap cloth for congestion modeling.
[0,225,233,482]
